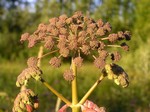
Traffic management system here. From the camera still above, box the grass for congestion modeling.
[0,60,150,112]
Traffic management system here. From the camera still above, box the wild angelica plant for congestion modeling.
[13,11,131,112]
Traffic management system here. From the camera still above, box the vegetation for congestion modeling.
[0,0,150,112]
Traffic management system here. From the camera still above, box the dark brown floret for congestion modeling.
[73,57,83,67]
[120,42,129,51]
[94,57,106,69]
[49,57,61,68]
[27,57,38,67]
[111,51,121,61]
[117,31,125,39]
[108,34,119,43]
[20,33,30,42]
[124,31,131,40]
[59,47,69,57]
[63,69,74,81]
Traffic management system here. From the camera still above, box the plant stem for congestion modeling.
[79,75,104,105]
[37,46,43,67]
[55,98,62,112]
[40,79,71,106]
[38,50,58,59]
[71,58,80,112]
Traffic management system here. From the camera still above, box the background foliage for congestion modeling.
[0,0,150,112]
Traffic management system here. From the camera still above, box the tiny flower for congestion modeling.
[27,57,38,67]
[96,27,105,36]
[96,19,104,27]
[73,57,83,67]
[103,22,111,32]
[44,37,54,50]
[98,50,108,60]
[20,33,30,42]
[63,69,74,81]
[94,57,106,69]
[90,40,99,49]
[49,17,58,25]
[108,33,119,43]
[81,45,90,55]
[59,47,69,57]
[49,57,61,68]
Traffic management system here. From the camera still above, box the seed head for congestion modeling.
[20,33,30,42]
[98,50,108,60]
[108,34,119,43]
[73,57,83,68]
[27,57,38,67]
[81,45,90,55]
[12,89,38,112]
[49,57,61,68]
[63,69,74,82]
[59,47,69,57]
[16,67,42,87]
[44,37,54,50]
[94,57,106,69]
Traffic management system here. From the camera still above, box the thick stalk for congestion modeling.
[71,58,80,112]
[40,79,71,106]
[79,75,104,105]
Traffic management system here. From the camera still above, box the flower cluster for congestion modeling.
[102,63,129,88]
[12,89,38,112]
[16,57,42,87]
[20,11,131,72]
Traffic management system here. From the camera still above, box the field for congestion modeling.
[0,60,150,112]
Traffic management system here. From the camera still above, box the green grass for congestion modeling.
[0,60,150,112]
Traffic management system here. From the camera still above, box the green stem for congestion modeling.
[71,58,80,112]
[40,79,71,106]
[79,75,104,105]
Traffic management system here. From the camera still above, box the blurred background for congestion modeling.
[0,0,150,112]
